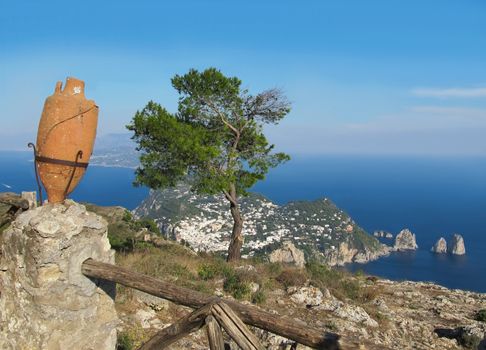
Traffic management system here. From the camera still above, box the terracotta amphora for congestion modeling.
[34,77,98,203]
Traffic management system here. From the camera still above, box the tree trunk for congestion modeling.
[226,184,243,262]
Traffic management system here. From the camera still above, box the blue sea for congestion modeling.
[1,151,485,292]
[0,151,148,209]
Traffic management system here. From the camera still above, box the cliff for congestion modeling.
[133,185,389,266]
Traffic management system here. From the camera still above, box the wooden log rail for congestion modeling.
[139,301,265,350]
[82,259,342,349]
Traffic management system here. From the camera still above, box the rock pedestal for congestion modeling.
[0,200,119,350]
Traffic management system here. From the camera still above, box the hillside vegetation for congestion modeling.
[87,204,486,350]
[134,185,388,266]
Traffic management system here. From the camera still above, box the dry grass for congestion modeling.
[115,242,381,309]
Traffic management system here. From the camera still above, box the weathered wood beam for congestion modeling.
[205,315,225,350]
[138,303,213,350]
[82,259,341,349]
[212,302,264,350]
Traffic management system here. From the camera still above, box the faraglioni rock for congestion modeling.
[394,228,418,251]
[431,237,447,253]
[448,233,466,255]
[373,230,393,239]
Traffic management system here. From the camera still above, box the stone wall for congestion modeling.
[0,200,119,350]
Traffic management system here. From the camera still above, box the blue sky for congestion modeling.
[1,0,486,155]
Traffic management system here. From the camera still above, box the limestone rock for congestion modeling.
[374,230,393,239]
[0,200,119,350]
[394,229,418,251]
[317,297,379,328]
[0,192,29,209]
[448,233,466,255]
[431,237,447,253]
[134,290,170,312]
[0,192,31,232]
[288,286,328,307]
[269,241,305,268]
[21,191,37,209]
[134,309,165,329]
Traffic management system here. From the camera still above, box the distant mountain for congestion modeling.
[91,133,139,168]
[134,184,390,265]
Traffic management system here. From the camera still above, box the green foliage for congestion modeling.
[476,309,486,322]
[132,217,160,235]
[116,331,134,350]
[305,260,368,302]
[106,209,161,253]
[198,263,219,280]
[197,259,232,280]
[128,68,291,259]
[107,223,135,252]
[223,271,252,300]
[122,210,133,222]
[251,289,267,304]
[126,67,291,198]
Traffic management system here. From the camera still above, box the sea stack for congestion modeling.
[394,229,418,251]
[448,234,466,255]
[431,237,447,253]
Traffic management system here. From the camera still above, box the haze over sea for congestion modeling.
[1,151,485,292]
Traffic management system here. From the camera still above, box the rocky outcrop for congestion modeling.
[448,233,466,255]
[323,241,391,266]
[287,285,378,328]
[431,237,447,253]
[374,230,393,239]
[288,286,327,307]
[0,192,32,233]
[269,241,306,267]
[435,324,486,349]
[394,228,418,251]
[0,200,119,350]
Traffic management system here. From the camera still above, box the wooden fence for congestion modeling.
[81,259,346,350]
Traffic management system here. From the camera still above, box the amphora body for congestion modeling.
[35,77,98,203]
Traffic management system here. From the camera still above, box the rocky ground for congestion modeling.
[1,195,484,349]
[114,255,486,350]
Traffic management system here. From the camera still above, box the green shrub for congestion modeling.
[108,231,134,252]
[198,263,219,280]
[251,289,267,304]
[223,271,252,300]
[476,309,486,322]
[341,279,361,300]
[133,241,153,251]
[133,218,160,235]
[116,331,133,350]
[305,260,343,289]
[122,210,133,222]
